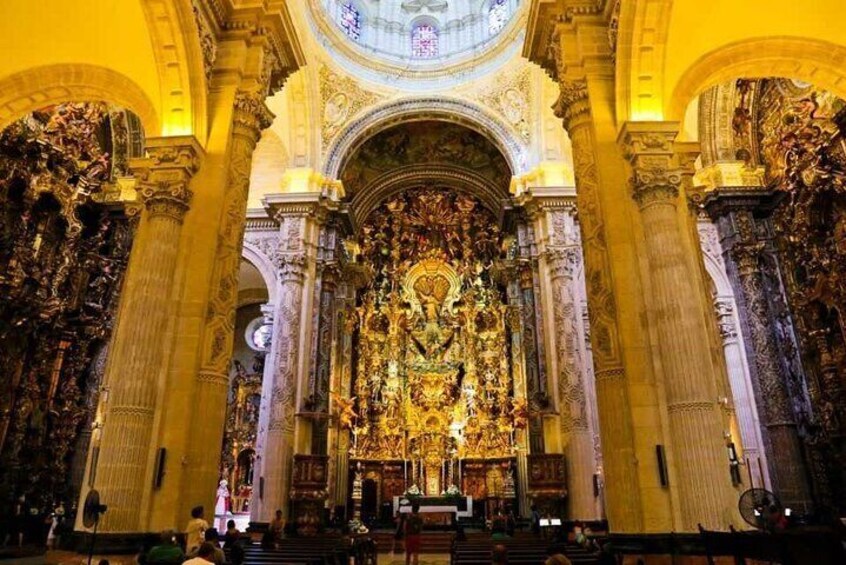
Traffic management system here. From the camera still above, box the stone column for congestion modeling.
[619,122,736,530]
[705,200,813,511]
[328,285,355,510]
[713,296,769,487]
[505,272,531,516]
[87,137,202,532]
[252,200,324,522]
[553,80,642,530]
[309,261,339,456]
[185,91,274,515]
[545,242,598,520]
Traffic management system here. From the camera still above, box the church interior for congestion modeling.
[1,0,846,563]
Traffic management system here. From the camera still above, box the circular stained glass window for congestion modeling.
[245,317,272,351]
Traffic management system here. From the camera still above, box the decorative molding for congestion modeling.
[319,64,381,151]
[323,97,527,178]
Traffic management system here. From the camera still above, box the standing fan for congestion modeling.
[82,489,107,565]
[738,488,781,531]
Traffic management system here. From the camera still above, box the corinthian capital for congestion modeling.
[233,90,275,139]
[553,79,590,132]
[618,122,682,207]
[278,253,307,283]
[546,246,581,280]
[131,136,203,222]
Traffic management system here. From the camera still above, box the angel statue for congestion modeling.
[510,397,529,430]
[332,392,358,430]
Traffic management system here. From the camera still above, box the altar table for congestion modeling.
[392,496,473,519]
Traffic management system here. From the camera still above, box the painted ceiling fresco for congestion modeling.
[340,121,512,197]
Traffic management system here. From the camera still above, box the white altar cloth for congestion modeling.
[392,496,473,519]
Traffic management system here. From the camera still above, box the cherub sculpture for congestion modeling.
[332,392,358,430]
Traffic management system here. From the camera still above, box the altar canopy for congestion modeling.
[344,189,527,497]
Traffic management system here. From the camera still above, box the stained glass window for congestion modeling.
[489,0,509,35]
[411,24,439,58]
[339,2,361,41]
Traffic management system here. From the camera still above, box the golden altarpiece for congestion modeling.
[315,187,553,522]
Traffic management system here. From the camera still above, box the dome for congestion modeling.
[308,0,525,84]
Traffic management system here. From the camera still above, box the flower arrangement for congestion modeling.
[446,484,462,497]
[405,484,421,497]
[348,518,369,534]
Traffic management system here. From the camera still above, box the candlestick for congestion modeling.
[404,459,407,489]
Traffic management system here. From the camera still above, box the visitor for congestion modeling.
[99,560,110,565]
[3,495,26,548]
[530,504,541,536]
[202,528,226,565]
[491,508,508,540]
[544,554,572,565]
[268,509,285,544]
[392,509,405,553]
[45,501,65,549]
[146,530,185,565]
[223,519,241,547]
[505,507,516,537]
[492,543,508,565]
[185,506,209,556]
[573,522,586,546]
[404,503,423,565]
[184,542,217,565]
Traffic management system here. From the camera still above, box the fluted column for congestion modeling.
[88,137,202,532]
[553,80,642,530]
[619,122,735,530]
[185,91,275,515]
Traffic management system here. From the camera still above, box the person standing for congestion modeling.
[268,509,285,545]
[530,505,541,536]
[404,503,423,565]
[185,506,209,556]
[392,510,406,553]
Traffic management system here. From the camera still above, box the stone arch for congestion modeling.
[140,0,207,138]
[350,164,505,229]
[323,96,527,179]
[242,241,279,305]
[617,0,846,123]
[0,64,160,135]
[668,37,846,121]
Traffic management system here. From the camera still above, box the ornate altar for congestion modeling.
[343,189,522,509]
[0,102,139,507]
[290,454,329,535]
[220,359,263,512]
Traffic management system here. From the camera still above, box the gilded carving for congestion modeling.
[319,64,380,149]
[473,69,533,143]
